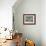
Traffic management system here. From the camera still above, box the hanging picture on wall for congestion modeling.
[23,14,36,25]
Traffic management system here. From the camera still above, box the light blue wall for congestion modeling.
[13,0,41,46]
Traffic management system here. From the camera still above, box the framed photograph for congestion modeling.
[23,14,36,25]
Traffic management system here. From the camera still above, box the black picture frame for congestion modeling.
[23,14,36,25]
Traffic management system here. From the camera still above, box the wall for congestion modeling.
[41,0,46,46]
[0,0,16,30]
[13,0,41,46]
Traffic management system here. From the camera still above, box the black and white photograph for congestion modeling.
[23,14,36,25]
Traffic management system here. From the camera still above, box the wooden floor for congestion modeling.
[0,39,16,46]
